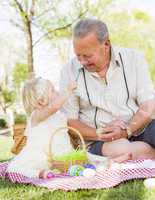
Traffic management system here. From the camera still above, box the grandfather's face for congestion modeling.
[73,32,110,72]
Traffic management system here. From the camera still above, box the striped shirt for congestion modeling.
[60,46,155,132]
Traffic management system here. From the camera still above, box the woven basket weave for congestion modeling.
[11,124,27,154]
[47,126,87,173]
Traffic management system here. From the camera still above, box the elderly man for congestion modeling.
[60,18,155,160]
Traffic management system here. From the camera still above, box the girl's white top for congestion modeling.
[7,111,73,178]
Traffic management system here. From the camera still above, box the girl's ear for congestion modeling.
[37,98,47,108]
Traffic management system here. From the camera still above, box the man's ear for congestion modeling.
[103,40,110,54]
[104,39,111,48]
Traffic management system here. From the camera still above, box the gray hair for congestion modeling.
[73,18,109,43]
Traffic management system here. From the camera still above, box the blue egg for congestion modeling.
[84,164,96,170]
[78,170,83,176]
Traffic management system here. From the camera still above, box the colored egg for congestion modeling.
[68,165,84,176]
[84,164,96,170]
[83,168,96,178]
[46,172,55,179]
[96,165,107,172]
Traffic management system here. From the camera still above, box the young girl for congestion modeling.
[7,77,76,178]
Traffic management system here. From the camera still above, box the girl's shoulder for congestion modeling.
[50,111,67,122]
[39,111,67,130]
[28,110,67,129]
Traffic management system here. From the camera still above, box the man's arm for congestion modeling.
[126,99,155,135]
[129,51,155,133]
[99,99,155,142]
[124,51,155,136]
[99,51,155,141]
[68,119,98,141]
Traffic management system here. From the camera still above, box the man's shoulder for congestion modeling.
[113,45,143,58]
[64,57,80,67]
[61,57,82,75]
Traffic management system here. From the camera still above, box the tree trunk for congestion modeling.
[26,20,34,75]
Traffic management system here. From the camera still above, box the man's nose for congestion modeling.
[78,57,88,65]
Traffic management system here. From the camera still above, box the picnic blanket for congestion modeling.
[0,159,155,191]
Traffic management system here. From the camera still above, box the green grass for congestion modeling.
[0,136,155,200]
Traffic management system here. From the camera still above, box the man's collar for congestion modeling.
[110,46,121,68]
[90,46,121,77]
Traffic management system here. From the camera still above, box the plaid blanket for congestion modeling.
[0,160,155,191]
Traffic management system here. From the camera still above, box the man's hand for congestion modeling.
[97,119,128,142]
[98,126,128,142]
[106,119,127,130]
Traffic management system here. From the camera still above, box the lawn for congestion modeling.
[0,135,155,200]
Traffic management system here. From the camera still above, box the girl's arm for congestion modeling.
[32,82,77,125]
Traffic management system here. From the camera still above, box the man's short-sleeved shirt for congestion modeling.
[60,46,155,129]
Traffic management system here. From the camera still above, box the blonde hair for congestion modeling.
[22,77,51,115]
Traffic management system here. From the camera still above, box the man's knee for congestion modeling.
[102,138,131,157]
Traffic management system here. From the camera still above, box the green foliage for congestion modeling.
[0,86,16,112]
[82,0,113,16]
[0,118,8,129]
[99,11,155,84]
[14,113,27,124]
[1,88,16,104]
[133,10,150,22]
[12,62,28,89]
[150,67,155,83]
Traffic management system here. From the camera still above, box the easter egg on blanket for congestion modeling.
[83,168,96,178]
[84,164,96,170]
[96,165,107,172]
[46,172,55,179]
[68,165,85,176]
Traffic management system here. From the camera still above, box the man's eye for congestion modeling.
[85,55,92,59]
[76,55,92,60]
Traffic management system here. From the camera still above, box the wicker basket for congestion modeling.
[47,126,87,173]
[11,124,27,154]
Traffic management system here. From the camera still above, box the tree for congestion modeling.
[12,62,28,90]
[0,86,16,113]
[8,0,88,75]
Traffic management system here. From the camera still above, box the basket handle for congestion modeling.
[48,126,86,159]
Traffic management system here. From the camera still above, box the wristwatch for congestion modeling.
[126,126,132,139]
